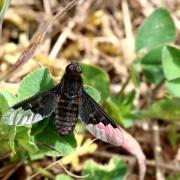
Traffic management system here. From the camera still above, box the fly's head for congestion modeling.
[63,62,83,94]
[65,62,82,75]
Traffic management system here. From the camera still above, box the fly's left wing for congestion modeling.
[79,89,124,146]
[3,88,57,126]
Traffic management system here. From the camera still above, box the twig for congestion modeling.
[122,0,134,43]
[0,19,2,44]
[49,21,75,59]
[2,161,22,180]
[152,122,165,180]
[42,0,52,55]
[43,0,52,15]
[139,79,165,109]
[0,151,11,161]
[137,76,166,179]
[99,52,125,76]
[27,161,58,180]
[58,161,89,179]
[138,0,154,16]
[49,0,93,59]
[172,14,180,32]
[152,79,165,96]
[121,0,135,62]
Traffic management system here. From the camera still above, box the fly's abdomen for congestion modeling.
[55,95,79,135]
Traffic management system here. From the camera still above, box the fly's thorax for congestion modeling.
[61,74,83,96]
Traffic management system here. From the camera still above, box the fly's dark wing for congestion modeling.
[79,89,124,146]
[3,88,58,126]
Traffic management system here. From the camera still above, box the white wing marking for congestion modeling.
[3,108,43,125]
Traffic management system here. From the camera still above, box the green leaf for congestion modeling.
[34,120,76,157]
[82,157,127,180]
[167,124,180,148]
[106,97,123,124]
[3,125,38,153]
[131,59,141,87]
[0,141,10,155]
[166,173,180,180]
[0,94,9,116]
[162,46,180,81]
[118,90,136,107]
[31,117,50,136]
[28,151,45,161]
[18,68,54,100]
[144,98,180,121]
[84,85,101,103]
[0,90,19,107]
[7,125,16,153]
[141,47,164,84]
[56,174,73,180]
[166,78,180,96]
[16,127,38,152]
[0,124,16,154]
[161,44,180,97]
[81,64,109,100]
[0,91,19,153]
[106,90,138,127]
[135,8,175,52]
[142,64,164,84]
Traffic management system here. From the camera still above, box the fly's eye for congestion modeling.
[76,66,82,73]
[66,63,81,73]
[68,64,74,71]
[66,64,75,72]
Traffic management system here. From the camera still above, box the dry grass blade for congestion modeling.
[152,122,165,180]
[27,161,58,180]
[0,0,80,81]
[0,0,11,43]
[2,161,22,180]
[58,161,89,179]
[0,19,2,43]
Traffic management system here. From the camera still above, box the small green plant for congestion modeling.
[0,6,180,180]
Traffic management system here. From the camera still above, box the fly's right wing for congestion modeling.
[79,89,124,146]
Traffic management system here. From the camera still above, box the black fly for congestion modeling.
[3,62,123,146]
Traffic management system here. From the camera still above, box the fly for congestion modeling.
[3,62,123,146]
